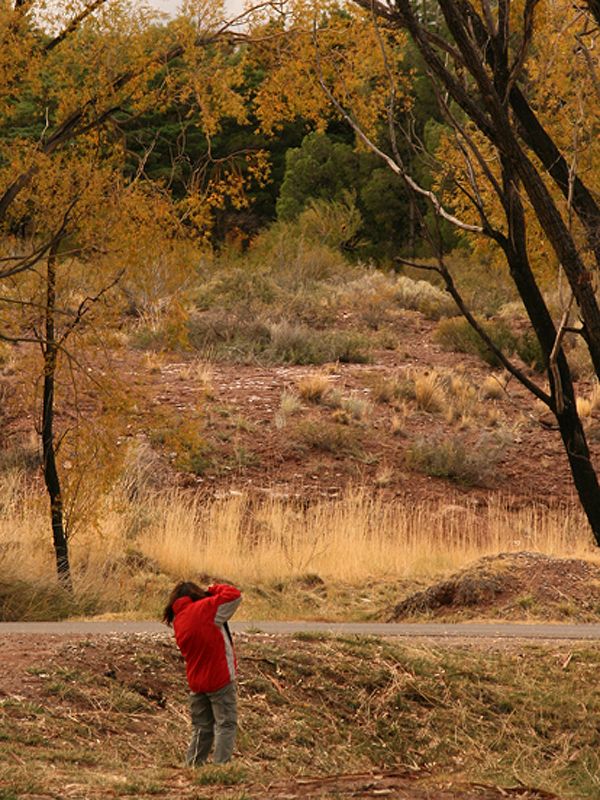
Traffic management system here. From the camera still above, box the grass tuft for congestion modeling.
[296,374,332,403]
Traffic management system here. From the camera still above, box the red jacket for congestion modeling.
[172,584,242,694]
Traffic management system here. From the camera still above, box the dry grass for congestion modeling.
[414,371,445,413]
[576,382,600,421]
[1,472,597,621]
[340,392,371,421]
[480,373,507,400]
[275,390,303,428]
[178,359,216,397]
[370,372,415,405]
[296,374,332,403]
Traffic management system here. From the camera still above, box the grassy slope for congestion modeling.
[1,633,599,799]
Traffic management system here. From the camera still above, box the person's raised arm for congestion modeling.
[208,584,242,624]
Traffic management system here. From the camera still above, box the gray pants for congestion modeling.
[186,681,238,766]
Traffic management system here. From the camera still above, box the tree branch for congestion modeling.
[394,256,552,406]
[312,19,484,234]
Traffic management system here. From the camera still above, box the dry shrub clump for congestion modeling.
[576,383,600,422]
[480,373,507,400]
[296,374,333,403]
[292,419,364,457]
[339,392,372,421]
[414,371,445,413]
[371,372,415,405]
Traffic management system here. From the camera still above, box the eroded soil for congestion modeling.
[391,552,600,622]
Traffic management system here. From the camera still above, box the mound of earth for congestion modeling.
[390,551,600,621]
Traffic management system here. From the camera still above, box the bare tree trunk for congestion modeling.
[500,162,600,545]
[42,243,72,589]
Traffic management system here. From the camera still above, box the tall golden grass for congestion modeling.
[0,471,596,599]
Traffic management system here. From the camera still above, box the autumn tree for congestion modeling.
[302,0,600,540]
[0,0,272,585]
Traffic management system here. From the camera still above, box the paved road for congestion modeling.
[2,620,600,639]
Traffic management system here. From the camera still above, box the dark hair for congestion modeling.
[163,581,209,625]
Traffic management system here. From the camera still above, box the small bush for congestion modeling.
[390,412,407,436]
[280,391,303,416]
[149,416,212,475]
[405,433,504,486]
[577,385,600,420]
[323,330,371,364]
[188,310,271,357]
[340,393,371,421]
[294,420,363,457]
[322,387,344,410]
[194,267,278,311]
[480,374,506,400]
[394,276,457,320]
[445,374,479,423]
[434,317,516,366]
[268,322,320,364]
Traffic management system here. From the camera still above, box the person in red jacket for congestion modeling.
[163,580,242,766]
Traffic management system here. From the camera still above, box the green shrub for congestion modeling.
[194,267,278,311]
[267,325,370,366]
[515,330,546,372]
[267,322,321,365]
[293,420,364,457]
[434,317,516,366]
[327,331,371,364]
[405,433,504,486]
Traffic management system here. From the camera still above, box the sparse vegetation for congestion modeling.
[293,420,364,457]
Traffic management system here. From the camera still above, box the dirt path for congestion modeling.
[2,619,600,638]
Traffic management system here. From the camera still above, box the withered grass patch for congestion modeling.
[0,633,599,798]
